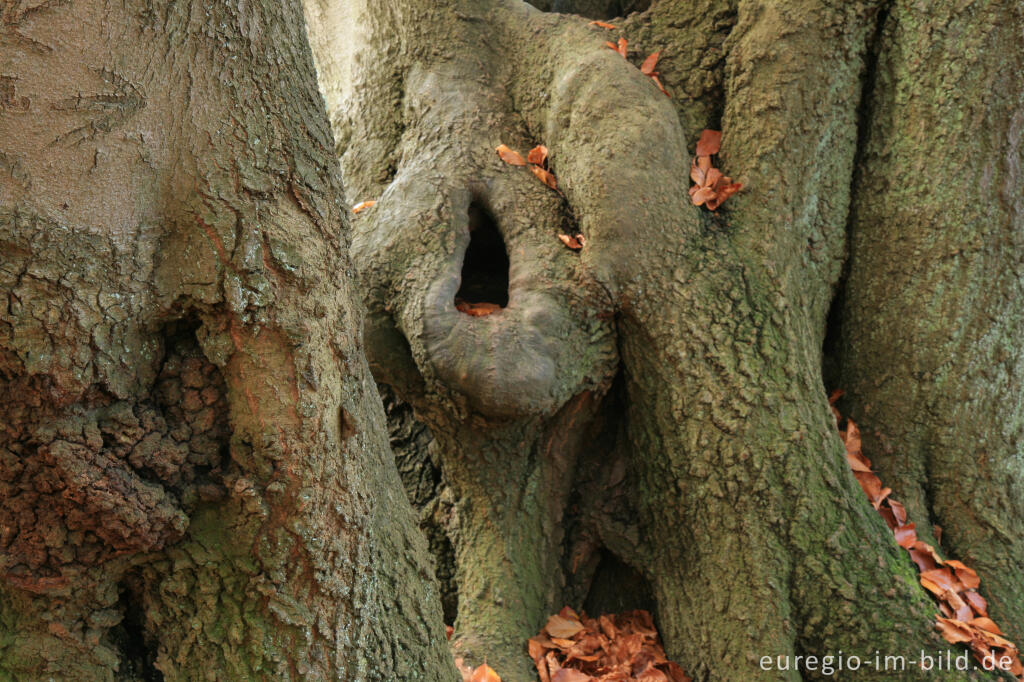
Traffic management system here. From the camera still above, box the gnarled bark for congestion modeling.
[307,0,1024,680]
[0,0,454,679]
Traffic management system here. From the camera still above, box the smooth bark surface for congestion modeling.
[307,0,1024,680]
[0,1,454,679]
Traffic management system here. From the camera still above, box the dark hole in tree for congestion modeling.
[455,200,509,308]
[525,0,650,20]
[583,550,655,616]
[112,576,163,681]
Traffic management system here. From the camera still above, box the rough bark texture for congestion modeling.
[838,0,1024,647]
[307,0,1024,680]
[0,1,454,680]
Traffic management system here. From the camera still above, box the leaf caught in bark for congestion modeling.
[559,234,585,250]
[689,129,741,210]
[531,164,559,190]
[588,20,617,29]
[455,299,502,317]
[496,144,527,166]
[605,37,628,57]
[470,663,502,682]
[352,200,376,214]
[529,145,549,167]
[640,51,660,75]
[833,397,1024,680]
[695,129,722,156]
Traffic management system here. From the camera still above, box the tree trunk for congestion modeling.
[306,0,1024,680]
[0,1,455,679]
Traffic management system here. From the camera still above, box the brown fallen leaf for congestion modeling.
[528,145,549,167]
[470,663,502,682]
[640,51,660,75]
[894,523,917,548]
[352,200,376,214]
[552,669,591,682]
[650,74,670,97]
[944,560,981,590]
[616,37,628,57]
[965,590,988,616]
[559,234,584,250]
[531,165,559,191]
[496,143,526,166]
[695,129,722,156]
[545,613,585,639]
[588,20,617,29]
[455,299,502,317]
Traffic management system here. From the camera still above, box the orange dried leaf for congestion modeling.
[470,663,502,682]
[695,129,722,156]
[650,74,670,97]
[531,165,559,190]
[455,300,502,317]
[944,560,981,590]
[965,590,988,616]
[936,618,975,644]
[496,144,526,166]
[528,145,549,166]
[445,625,454,640]
[640,51,661,75]
[690,186,715,206]
[352,200,376,214]
[889,499,908,526]
[559,234,584,251]
[617,37,628,57]
[588,20,617,29]
[894,523,917,548]
[921,567,962,593]
[545,614,585,639]
[552,669,591,682]
[972,617,1003,635]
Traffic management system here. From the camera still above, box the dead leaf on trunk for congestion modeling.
[352,200,376,214]
[470,663,502,682]
[528,145,549,167]
[559,234,585,250]
[640,51,660,75]
[496,143,526,166]
[531,165,559,190]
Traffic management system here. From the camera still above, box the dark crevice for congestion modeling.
[821,278,845,393]
[583,550,655,616]
[525,0,650,20]
[112,577,162,681]
[825,1,892,394]
[455,199,509,308]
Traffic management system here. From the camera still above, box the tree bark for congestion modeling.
[0,1,455,679]
[306,0,1024,680]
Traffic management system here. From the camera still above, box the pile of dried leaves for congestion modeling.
[688,129,742,211]
[832,391,1024,680]
[527,607,691,682]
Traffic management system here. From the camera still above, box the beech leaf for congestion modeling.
[640,51,660,75]
[352,200,376,214]
[496,144,526,166]
[695,129,722,156]
[528,145,549,166]
[531,165,559,190]
[588,20,617,29]
[545,614,585,639]
[559,234,584,250]
[470,664,502,682]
